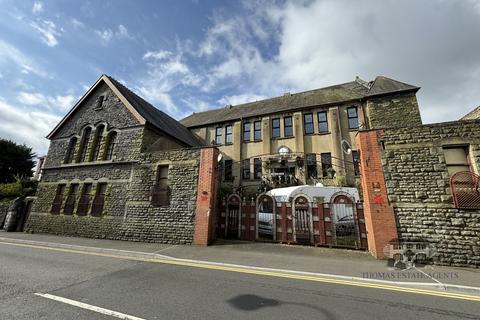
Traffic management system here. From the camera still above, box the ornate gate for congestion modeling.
[226,194,241,239]
[331,194,359,248]
[256,194,275,240]
[293,196,312,244]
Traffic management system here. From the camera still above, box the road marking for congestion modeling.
[34,293,145,320]
[1,241,480,302]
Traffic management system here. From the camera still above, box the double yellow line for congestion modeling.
[1,240,480,302]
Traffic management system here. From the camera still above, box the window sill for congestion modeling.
[45,159,137,170]
[243,140,263,143]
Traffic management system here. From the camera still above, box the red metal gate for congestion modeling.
[226,195,240,239]
[294,196,311,244]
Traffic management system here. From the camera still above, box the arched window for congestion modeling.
[90,125,104,161]
[104,131,117,160]
[64,137,77,164]
[78,127,92,162]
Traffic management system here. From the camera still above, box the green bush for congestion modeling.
[0,181,23,198]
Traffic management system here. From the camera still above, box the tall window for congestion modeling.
[215,127,222,144]
[225,125,233,144]
[91,183,107,216]
[254,121,262,140]
[224,159,233,181]
[243,122,251,142]
[63,184,78,215]
[352,150,360,176]
[304,113,314,134]
[284,116,293,137]
[104,131,117,160]
[95,95,104,110]
[243,159,250,180]
[90,125,104,161]
[51,184,66,214]
[443,146,471,176]
[321,153,333,177]
[77,183,92,216]
[306,154,317,178]
[152,165,170,206]
[318,111,328,133]
[272,118,280,138]
[254,158,262,179]
[64,137,77,164]
[78,127,92,162]
[347,106,359,129]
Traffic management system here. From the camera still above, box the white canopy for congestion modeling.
[266,185,361,203]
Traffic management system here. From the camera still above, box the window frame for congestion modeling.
[284,116,293,137]
[347,106,359,129]
[243,122,251,142]
[253,121,262,141]
[78,127,92,162]
[64,137,77,164]
[63,184,79,215]
[317,111,328,133]
[224,159,233,181]
[90,125,105,162]
[303,113,314,135]
[104,131,117,160]
[352,150,360,176]
[253,158,262,180]
[271,118,280,139]
[91,183,107,216]
[242,159,251,180]
[50,184,66,215]
[225,125,233,145]
[321,152,333,177]
[77,183,92,216]
[215,127,222,145]
[306,153,317,179]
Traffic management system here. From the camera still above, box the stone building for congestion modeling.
[26,75,219,245]
[180,76,421,195]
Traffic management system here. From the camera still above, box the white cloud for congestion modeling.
[32,1,43,14]
[0,40,47,77]
[95,25,134,45]
[30,19,62,47]
[143,50,172,60]
[0,98,61,156]
[71,18,85,29]
[95,29,113,43]
[217,94,267,107]
[17,91,75,110]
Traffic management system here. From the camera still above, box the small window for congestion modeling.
[321,153,333,177]
[224,159,233,181]
[95,95,104,110]
[306,154,317,179]
[347,106,359,129]
[272,118,280,138]
[243,159,250,180]
[64,137,77,164]
[304,113,314,134]
[90,125,104,161]
[152,165,170,206]
[51,184,65,214]
[318,111,328,133]
[243,122,250,142]
[254,158,262,179]
[215,127,222,145]
[443,146,471,176]
[91,183,107,216]
[352,150,360,176]
[104,131,117,160]
[63,184,79,215]
[78,127,92,162]
[77,183,92,216]
[225,125,233,144]
[284,116,293,137]
[254,121,262,140]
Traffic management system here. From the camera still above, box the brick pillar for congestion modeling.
[193,147,219,246]
[356,130,398,258]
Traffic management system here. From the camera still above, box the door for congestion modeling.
[294,196,311,244]
[226,195,240,239]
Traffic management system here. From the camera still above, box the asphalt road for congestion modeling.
[0,243,479,320]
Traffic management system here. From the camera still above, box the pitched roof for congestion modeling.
[180,76,419,128]
[461,106,480,120]
[47,75,204,147]
[105,76,204,147]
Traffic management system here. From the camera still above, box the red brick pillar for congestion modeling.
[356,130,398,258]
[193,147,219,246]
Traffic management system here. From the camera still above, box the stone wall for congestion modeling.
[366,92,422,129]
[380,119,480,267]
[0,200,11,228]
[26,148,203,244]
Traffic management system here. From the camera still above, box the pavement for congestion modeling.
[0,232,479,293]
[1,232,480,320]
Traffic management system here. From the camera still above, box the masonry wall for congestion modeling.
[380,120,480,267]
[366,92,422,129]
[25,148,203,244]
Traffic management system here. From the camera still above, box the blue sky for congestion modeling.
[1,0,480,156]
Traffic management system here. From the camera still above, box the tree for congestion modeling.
[0,139,36,183]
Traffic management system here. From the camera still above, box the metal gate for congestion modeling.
[256,194,275,240]
[331,195,359,248]
[226,194,240,238]
[294,196,312,244]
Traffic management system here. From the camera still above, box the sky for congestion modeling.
[0,0,480,157]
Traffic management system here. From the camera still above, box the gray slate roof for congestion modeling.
[107,76,205,147]
[180,76,419,128]
[461,106,480,120]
